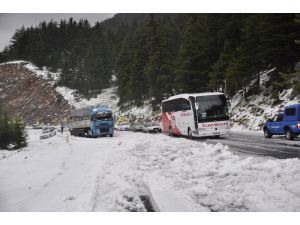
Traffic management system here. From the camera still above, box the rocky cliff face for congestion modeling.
[0,62,73,125]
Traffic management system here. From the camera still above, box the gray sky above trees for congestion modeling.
[0,13,114,51]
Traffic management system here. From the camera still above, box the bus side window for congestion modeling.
[169,100,176,112]
[176,98,191,111]
[162,101,169,112]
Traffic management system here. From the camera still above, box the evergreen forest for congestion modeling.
[1,13,300,109]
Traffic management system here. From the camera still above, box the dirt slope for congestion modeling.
[0,63,72,125]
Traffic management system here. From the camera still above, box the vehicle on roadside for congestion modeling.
[263,104,300,140]
[142,122,162,133]
[130,122,144,132]
[40,127,56,139]
[32,124,43,129]
[116,122,130,131]
[161,92,230,138]
[69,105,114,137]
[114,123,120,130]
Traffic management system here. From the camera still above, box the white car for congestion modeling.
[142,123,162,133]
[130,122,144,132]
[116,122,130,131]
[40,128,56,139]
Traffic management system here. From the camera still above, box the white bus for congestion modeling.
[161,92,230,138]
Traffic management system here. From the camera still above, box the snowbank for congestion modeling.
[0,129,300,211]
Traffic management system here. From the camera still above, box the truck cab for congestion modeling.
[89,107,114,137]
[263,104,300,140]
[69,105,114,138]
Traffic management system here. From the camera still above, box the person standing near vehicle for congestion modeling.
[61,124,64,134]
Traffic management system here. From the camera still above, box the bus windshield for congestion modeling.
[195,95,229,122]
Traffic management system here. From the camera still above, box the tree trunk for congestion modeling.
[256,73,260,95]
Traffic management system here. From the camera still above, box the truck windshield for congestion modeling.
[91,113,113,121]
[195,95,229,122]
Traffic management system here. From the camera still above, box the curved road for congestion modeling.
[197,131,300,159]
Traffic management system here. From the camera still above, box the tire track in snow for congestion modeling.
[89,139,153,211]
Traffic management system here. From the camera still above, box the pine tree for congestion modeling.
[0,103,27,150]
[116,34,134,105]
[128,25,149,106]
[209,41,234,92]
[175,15,212,93]
[143,15,175,108]
[13,118,27,149]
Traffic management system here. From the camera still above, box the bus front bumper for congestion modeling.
[193,129,230,137]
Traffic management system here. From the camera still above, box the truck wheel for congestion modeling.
[110,134,113,137]
[264,128,272,138]
[285,128,295,140]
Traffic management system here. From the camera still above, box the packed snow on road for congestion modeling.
[1,129,300,212]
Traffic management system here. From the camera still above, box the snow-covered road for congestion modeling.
[1,129,300,211]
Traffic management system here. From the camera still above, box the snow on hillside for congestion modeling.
[0,61,60,84]
[1,129,300,211]
[56,85,156,122]
[230,71,300,131]
[1,61,157,123]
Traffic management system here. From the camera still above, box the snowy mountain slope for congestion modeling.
[4,60,300,128]
[0,61,72,125]
[0,60,158,125]
[57,85,157,123]
[1,129,300,211]
[230,72,300,131]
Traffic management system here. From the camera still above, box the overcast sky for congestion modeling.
[0,13,114,51]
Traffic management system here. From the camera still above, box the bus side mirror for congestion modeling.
[195,103,199,111]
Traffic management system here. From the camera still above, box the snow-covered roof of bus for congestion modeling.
[162,92,225,102]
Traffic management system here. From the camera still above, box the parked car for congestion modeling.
[32,124,43,129]
[263,104,300,140]
[142,122,162,133]
[40,127,56,139]
[116,122,130,131]
[130,122,144,132]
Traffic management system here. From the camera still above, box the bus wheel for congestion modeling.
[188,128,193,139]
[168,127,173,136]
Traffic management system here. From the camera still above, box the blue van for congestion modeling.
[263,104,300,140]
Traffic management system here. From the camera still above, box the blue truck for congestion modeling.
[69,105,114,137]
[263,104,300,140]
